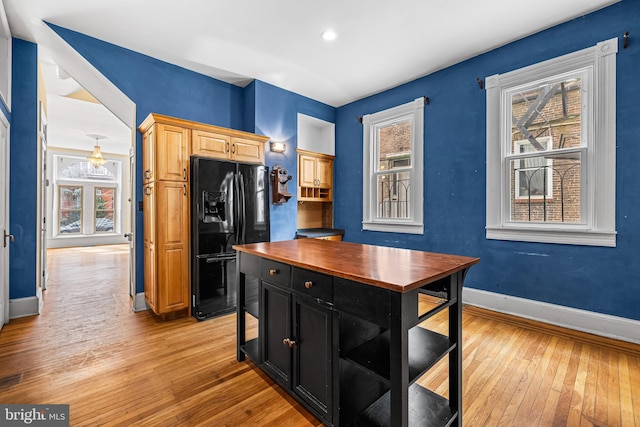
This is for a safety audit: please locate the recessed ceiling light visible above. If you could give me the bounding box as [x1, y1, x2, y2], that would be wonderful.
[321, 30, 337, 41]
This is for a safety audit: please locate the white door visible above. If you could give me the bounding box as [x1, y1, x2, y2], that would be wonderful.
[127, 144, 135, 300]
[39, 104, 48, 290]
[0, 112, 10, 329]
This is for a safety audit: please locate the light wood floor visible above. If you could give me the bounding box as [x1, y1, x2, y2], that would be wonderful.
[0, 245, 638, 426]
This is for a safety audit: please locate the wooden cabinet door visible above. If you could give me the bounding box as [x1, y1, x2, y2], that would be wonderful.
[142, 128, 155, 184]
[231, 137, 264, 164]
[292, 295, 333, 423]
[155, 124, 189, 182]
[316, 157, 333, 189]
[155, 181, 190, 313]
[299, 154, 317, 187]
[192, 129, 230, 160]
[143, 183, 157, 312]
[261, 281, 292, 387]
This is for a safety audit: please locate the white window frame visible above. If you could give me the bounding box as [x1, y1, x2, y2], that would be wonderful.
[363, 97, 424, 234]
[486, 38, 617, 247]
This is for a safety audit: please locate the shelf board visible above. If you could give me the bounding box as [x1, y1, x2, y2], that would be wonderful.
[241, 338, 259, 362]
[344, 326, 454, 384]
[355, 383, 457, 427]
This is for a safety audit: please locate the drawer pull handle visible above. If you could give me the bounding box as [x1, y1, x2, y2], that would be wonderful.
[269, 269, 278, 276]
[304, 281, 314, 289]
[283, 338, 295, 348]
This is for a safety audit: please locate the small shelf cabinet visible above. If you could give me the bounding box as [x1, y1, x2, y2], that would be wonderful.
[235, 239, 479, 427]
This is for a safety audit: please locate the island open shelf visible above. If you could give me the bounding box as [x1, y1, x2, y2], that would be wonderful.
[235, 239, 479, 427]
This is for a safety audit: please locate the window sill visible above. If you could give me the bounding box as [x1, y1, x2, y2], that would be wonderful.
[362, 221, 424, 235]
[486, 226, 616, 247]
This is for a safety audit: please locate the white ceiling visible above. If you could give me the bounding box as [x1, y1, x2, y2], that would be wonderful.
[2, 0, 619, 149]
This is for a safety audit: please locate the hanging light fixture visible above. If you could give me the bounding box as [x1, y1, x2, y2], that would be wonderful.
[86, 134, 107, 167]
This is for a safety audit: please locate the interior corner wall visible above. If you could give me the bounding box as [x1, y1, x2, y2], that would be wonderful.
[251, 80, 336, 242]
[334, 0, 640, 322]
[9, 38, 38, 300]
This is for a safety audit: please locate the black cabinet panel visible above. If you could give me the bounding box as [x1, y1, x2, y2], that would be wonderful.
[293, 295, 333, 420]
[261, 281, 291, 386]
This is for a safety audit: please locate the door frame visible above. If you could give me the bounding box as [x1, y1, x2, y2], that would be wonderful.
[0, 109, 9, 328]
[38, 23, 138, 309]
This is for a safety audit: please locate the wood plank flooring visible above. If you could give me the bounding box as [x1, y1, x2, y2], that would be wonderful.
[0, 244, 639, 426]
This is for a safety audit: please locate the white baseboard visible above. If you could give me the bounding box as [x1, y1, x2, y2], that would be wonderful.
[463, 288, 640, 345]
[132, 292, 148, 312]
[9, 296, 40, 319]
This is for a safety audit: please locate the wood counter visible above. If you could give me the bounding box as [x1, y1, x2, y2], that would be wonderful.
[234, 239, 479, 426]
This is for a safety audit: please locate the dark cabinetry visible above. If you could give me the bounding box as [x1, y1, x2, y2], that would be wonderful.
[236, 240, 479, 427]
[239, 253, 335, 425]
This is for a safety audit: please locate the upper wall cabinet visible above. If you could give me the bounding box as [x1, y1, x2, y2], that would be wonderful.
[140, 114, 268, 171]
[297, 148, 334, 202]
[192, 129, 266, 164]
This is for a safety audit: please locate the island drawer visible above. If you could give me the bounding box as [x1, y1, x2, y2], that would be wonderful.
[261, 259, 291, 288]
[292, 267, 333, 303]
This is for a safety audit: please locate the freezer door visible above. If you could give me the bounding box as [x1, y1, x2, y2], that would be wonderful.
[237, 164, 270, 244]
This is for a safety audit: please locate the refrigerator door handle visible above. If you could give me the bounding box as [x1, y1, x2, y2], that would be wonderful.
[237, 172, 247, 244]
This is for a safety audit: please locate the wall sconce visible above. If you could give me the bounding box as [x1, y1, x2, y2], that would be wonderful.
[270, 141, 286, 153]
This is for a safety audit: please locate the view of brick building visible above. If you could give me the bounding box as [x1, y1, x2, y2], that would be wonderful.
[509, 77, 582, 223]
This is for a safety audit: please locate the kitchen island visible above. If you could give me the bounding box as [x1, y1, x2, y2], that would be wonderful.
[234, 239, 479, 427]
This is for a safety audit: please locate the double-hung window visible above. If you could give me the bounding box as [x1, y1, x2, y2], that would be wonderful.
[362, 97, 424, 234]
[486, 38, 617, 247]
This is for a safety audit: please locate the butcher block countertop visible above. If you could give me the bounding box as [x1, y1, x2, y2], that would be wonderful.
[233, 239, 479, 293]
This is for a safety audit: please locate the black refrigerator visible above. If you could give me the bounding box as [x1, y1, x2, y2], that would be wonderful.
[191, 157, 270, 320]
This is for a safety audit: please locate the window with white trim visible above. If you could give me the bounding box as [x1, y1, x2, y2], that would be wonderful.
[52, 155, 122, 237]
[486, 38, 617, 247]
[363, 97, 424, 234]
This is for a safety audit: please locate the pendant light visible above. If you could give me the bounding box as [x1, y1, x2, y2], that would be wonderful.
[87, 134, 107, 167]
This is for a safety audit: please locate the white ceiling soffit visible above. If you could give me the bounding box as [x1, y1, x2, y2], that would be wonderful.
[3, 0, 620, 107]
[33, 20, 135, 130]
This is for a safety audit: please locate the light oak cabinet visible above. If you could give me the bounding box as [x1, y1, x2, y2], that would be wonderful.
[191, 130, 265, 164]
[139, 113, 267, 318]
[297, 149, 334, 201]
[142, 181, 190, 316]
[142, 123, 189, 184]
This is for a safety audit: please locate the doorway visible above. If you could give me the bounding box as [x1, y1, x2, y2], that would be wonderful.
[38, 46, 136, 312]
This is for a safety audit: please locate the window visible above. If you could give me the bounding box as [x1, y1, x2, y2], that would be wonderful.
[363, 97, 424, 234]
[59, 186, 83, 234]
[486, 38, 617, 247]
[52, 154, 122, 238]
[95, 187, 115, 233]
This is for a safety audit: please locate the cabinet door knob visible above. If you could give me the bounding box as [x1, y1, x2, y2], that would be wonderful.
[282, 338, 295, 348]
[144, 170, 152, 180]
[304, 281, 313, 289]
[269, 269, 278, 275]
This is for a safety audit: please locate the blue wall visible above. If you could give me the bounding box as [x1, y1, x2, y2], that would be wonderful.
[250, 80, 336, 242]
[335, 1, 640, 321]
[9, 39, 38, 299]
